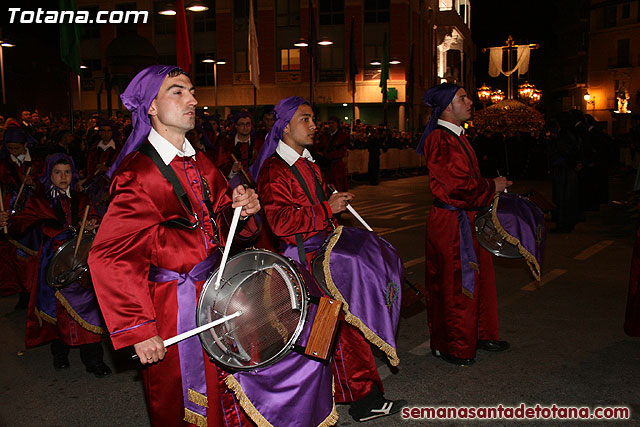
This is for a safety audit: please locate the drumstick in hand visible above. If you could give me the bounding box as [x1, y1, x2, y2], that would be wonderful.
[328, 184, 373, 232]
[73, 206, 90, 259]
[231, 154, 255, 187]
[131, 311, 242, 359]
[13, 167, 32, 211]
[0, 186, 7, 234]
[214, 206, 243, 290]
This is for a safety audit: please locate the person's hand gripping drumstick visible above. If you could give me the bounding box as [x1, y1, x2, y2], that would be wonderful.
[327, 185, 373, 231]
[494, 170, 513, 194]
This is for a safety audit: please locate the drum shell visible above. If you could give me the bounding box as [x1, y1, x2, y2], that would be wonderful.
[197, 249, 313, 371]
[45, 233, 95, 289]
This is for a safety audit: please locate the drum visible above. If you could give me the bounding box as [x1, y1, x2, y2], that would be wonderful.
[46, 233, 95, 289]
[197, 249, 315, 371]
[475, 192, 546, 280]
[310, 226, 403, 366]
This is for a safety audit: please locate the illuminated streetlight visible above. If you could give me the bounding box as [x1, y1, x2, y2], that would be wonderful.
[185, 1, 209, 12]
[317, 37, 333, 46]
[0, 39, 15, 105]
[294, 39, 309, 47]
[158, 3, 177, 15]
[388, 59, 401, 65]
[202, 57, 226, 108]
[369, 59, 382, 66]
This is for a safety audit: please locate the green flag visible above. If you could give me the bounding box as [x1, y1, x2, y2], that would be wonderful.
[59, 0, 81, 74]
[380, 33, 389, 102]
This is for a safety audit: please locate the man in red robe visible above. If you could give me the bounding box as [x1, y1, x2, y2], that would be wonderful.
[417, 83, 511, 366]
[87, 66, 260, 427]
[214, 112, 263, 185]
[253, 96, 406, 423]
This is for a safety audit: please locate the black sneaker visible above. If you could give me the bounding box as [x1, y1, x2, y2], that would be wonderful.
[348, 385, 407, 422]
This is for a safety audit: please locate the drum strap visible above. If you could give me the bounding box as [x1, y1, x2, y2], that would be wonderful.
[273, 153, 329, 264]
[437, 125, 478, 179]
[138, 143, 218, 234]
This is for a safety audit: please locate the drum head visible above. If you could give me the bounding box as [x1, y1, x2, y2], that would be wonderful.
[475, 207, 522, 259]
[46, 234, 95, 289]
[197, 249, 308, 371]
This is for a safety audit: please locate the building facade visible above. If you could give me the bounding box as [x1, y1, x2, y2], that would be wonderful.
[75, 0, 474, 131]
[587, 0, 640, 134]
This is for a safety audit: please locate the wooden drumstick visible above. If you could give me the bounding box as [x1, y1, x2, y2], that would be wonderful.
[13, 166, 32, 210]
[231, 154, 255, 187]
[0, 186, 7, 234]
[73, 205, 90, 259]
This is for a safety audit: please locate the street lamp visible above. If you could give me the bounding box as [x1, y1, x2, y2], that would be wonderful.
[0, 38, 16, 105]
[584, 91, 595, 110]
[477, 84, 492, 107]
[158, 3, 176, 15]
[185, 1, 209, 12]
[202, 57, 226, 110]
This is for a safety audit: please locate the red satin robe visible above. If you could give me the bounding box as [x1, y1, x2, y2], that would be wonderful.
[85, 143, 121, 178]
[319, 129, 350, 192]
[257, 155, 383, 403]
[88, 146, 256, 427]
[424, 128, 499, 359]
[9, 189, 101, 347]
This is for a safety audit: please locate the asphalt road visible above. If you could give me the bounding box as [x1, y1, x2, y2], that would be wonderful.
[2, 170, 639, 426]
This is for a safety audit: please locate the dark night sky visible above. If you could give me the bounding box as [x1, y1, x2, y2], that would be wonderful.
[471, 0, 560, 107]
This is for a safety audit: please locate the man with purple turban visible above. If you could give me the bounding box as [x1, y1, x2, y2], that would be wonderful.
[214, 110, 263, 184]
[417, 83, 512, 366]
[254, 96, 406, 423]
[87, 66, 261, 426]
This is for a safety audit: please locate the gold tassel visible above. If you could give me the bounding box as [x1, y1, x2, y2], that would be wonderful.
[183, 408, 207, 427]
[321, 226, 400, 366]
[489, 194, 542, 281]
[55, 291, 106, 334]
[188, 389, 208, 408]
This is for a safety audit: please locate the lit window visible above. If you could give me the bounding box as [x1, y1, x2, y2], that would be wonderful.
[280, 48, 301, 71]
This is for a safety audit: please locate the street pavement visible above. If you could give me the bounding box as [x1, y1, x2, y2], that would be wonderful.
[1, 170, 639, 426]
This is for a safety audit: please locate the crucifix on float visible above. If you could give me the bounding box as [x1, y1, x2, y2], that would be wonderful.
[482, 35, 540, 100]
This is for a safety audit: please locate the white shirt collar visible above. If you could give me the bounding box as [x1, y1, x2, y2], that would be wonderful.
[51, 186, 72, 199]
[97, 139, 116, 151]
[147, 127, 196, 165]
[276, 140, 314, 166]
[235, 134, 251, 145]
[10, 148, 31, 166]
[437, 119, 465, 136]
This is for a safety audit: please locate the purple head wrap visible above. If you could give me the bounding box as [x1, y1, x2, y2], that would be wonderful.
[416, 83, 462, 155]
[249, 96, 309, 180]
[3, 127, 28, 144]
[40, 153, 80, 191]
[107, 65, 181, 178]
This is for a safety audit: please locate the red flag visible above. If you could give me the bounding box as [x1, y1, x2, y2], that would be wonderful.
[176, 0, 191, 74]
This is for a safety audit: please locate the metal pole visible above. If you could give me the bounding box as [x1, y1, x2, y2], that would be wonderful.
[0, 46, 5, 105]
[214, 62, 218, 108]
[77, 74, 82, 111]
